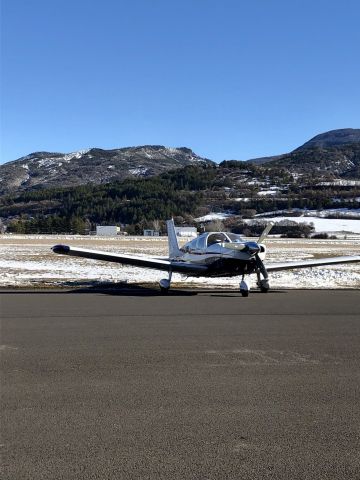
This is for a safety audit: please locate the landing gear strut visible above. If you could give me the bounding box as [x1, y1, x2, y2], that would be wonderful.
[255, 254, 270, 293]
[159, 271, 172, 294]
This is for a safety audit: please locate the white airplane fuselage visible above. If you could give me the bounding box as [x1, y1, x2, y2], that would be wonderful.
[171, 232, 266, 277]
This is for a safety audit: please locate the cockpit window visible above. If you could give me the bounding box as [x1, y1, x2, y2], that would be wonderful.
[207, 233, 230, 246]
[188, 238, 199, 249]
[196, 234, 207, 249]
[226, 233, 244, 242]
[180, 236, 202, 253]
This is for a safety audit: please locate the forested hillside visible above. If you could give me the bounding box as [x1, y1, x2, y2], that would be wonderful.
[2, 162, 359, 234]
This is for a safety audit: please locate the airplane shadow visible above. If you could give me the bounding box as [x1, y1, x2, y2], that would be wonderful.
[210, 290, 286, 297]
[71, 283, 198, 296]
[0, 281, 197, 296]
[0, 281, 287, 297]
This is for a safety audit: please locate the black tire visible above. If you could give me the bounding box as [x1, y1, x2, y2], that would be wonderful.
[160, 287, 169, 295]
[240, 289, 249, 297]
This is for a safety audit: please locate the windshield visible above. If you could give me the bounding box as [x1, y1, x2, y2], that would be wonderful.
[207, 233, 230, 246]
[226, 233, 244, 242]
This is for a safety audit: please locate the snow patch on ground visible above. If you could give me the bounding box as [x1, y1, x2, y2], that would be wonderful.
[1, 236, 359, 289]
[257, 190, 277, 196]
[195, 213, 232, 222]
[256, 208, 360, 218]
[252, 216, 360, 233]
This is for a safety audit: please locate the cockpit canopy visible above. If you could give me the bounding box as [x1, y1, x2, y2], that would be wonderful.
[181, 232, 244, 252]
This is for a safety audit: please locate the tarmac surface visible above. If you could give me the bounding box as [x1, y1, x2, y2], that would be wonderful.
[1, 288, 360, 479]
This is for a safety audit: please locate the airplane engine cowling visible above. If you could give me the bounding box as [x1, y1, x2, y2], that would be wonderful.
[258, 244, 266, 261]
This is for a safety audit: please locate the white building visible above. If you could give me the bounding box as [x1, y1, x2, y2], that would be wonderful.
[96, 225, 120, 236]
[143, 229, 160, 237]
[175, 226, 198, 237]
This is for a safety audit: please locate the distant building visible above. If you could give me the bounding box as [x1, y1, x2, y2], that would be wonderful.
[175, 226, 197, 237]
[0, 219, 6, 234]
[96, 225, 120, 236]
[143, 229, 160, 237]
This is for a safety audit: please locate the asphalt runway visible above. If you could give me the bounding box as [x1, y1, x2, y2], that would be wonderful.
[1, 288, 360, 480]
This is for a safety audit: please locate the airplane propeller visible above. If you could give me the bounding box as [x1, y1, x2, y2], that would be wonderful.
[223, 221, 274, 252]
[257, 221, 274, 244]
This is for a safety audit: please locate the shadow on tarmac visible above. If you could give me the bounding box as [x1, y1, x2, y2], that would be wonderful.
[209, 291, 286, 297]
[71, 284, 198, 296]
[0, 281, 195, 296]
[0, 281, 287, 297]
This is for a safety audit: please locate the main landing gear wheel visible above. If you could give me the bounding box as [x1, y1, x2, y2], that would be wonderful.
[240, 279, 250, 297]
[255, 255, 270, 293]
[258, 279, 270, 293]
[159, 274, 172, 295]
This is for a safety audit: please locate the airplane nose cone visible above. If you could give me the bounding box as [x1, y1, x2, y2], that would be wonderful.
[246, 242, 260, 255]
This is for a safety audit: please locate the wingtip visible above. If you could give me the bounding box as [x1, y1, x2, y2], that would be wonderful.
[52, 244, 70, 254]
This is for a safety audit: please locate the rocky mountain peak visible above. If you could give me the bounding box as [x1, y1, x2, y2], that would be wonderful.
[295, 128, 360, 151]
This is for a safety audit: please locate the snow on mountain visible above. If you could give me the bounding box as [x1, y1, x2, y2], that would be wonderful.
[62, 149, 91, 162]
[129, 167, 149, 176]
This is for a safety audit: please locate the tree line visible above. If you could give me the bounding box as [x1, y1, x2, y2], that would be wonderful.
[2, 162, 359, 234]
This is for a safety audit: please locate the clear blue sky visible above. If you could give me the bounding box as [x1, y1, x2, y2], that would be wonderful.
[1, 0, 359, 164]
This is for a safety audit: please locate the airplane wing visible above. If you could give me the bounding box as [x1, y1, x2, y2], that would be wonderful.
[52, 245, 209, 275]
[265, 255, 360, 272]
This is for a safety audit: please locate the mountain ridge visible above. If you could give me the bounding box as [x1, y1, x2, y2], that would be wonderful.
[0, 145, 213, 196]
[245, 128, 360, 176]
[295, 128, 360, 150]
[246, 128, 360, 164]
[1, 129, 360, 198]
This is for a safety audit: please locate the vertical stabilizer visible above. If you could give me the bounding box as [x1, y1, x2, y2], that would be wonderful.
[166, 219, 181, 258]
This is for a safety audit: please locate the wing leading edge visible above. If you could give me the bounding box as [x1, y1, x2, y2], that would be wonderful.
[52, 245, 208, 275]
[266, 255, 360, 272]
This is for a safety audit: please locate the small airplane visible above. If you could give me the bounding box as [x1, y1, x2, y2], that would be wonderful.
[52, 219, 360, 296]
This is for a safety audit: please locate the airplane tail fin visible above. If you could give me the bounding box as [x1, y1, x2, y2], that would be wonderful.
[166, 219, 182, 258]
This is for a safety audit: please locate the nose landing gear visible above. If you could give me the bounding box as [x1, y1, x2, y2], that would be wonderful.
[240, 277, 250, 297]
